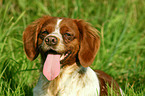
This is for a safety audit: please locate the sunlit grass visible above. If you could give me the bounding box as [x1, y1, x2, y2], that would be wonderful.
[0, 0, 145, 95]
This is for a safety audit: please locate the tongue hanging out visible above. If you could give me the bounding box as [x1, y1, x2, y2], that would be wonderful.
[43, 54, 61, 81]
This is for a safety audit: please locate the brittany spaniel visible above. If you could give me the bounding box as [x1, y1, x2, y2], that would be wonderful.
[23, 16, 123, 96]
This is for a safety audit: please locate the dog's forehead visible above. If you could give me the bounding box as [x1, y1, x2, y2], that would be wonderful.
[42, 17, 79, 35]
[59, 18, 78, 29]
[60, 18, 79, 35]
[43, 17, 76, 27]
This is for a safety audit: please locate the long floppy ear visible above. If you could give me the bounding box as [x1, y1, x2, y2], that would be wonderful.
[23, 16, 52, 60]
[75, 20, 100, 67]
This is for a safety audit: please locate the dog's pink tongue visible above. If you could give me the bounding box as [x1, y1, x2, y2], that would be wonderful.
[43, 54, 60, 81]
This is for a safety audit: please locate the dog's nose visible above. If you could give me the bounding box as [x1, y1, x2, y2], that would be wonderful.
[45, 36, 58, 46]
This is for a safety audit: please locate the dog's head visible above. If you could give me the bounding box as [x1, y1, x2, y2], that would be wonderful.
[23, 16, 100, 80]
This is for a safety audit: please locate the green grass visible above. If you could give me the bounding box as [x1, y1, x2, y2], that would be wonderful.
[0, 0, 145, 95]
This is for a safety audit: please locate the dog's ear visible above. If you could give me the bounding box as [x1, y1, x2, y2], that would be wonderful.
[23, 16, 52, 60]
[75, 20, 100, 67]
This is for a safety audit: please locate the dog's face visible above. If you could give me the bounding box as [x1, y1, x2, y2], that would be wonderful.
[38, 18, 80, 65]
[23, 16, 100, 80]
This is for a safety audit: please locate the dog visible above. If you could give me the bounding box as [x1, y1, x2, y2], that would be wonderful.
[23, 16, 123, 96]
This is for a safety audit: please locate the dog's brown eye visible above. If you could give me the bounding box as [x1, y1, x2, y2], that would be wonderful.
[39, 31, 49, 40]
[65, 33, 71, 36]
[64, 33, 73, 39]
[63, 33, 74, 43]
[42, 31, 49, 34]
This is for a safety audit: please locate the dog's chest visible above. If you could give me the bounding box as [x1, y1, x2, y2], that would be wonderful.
[33, 66, 100, 96]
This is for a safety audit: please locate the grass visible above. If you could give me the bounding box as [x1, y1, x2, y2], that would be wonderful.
[0, 0, 145, 95]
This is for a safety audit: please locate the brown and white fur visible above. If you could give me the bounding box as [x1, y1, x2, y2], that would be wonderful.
[23, 16, 123, 96]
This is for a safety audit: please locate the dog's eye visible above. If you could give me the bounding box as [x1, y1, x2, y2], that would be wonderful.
[63, 33, 74, 43]
[42, 31, 49, 34]
[64, 33, 71, 36]
[39, 31, 49, 39]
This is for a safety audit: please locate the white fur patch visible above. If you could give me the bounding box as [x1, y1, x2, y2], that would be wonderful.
[50, 18, 62, 36]
[54, 66, 100, 96]
[33, 64, 100, 96]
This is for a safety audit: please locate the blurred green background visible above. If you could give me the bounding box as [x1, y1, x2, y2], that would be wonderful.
[0, 0, 145, 95]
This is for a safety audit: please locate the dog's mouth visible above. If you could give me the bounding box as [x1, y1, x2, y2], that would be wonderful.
[60, 51, 71, 61]
[43, 49, 71, 81]
[45, 49, 71, 62]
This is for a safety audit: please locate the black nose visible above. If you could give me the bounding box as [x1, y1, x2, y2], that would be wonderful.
[45, 36, 58, 46]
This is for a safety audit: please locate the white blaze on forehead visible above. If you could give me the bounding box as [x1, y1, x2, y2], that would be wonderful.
[48, 18, 63, 40]
[56, 19, 63, 29]
[51, 18, 63, 35]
